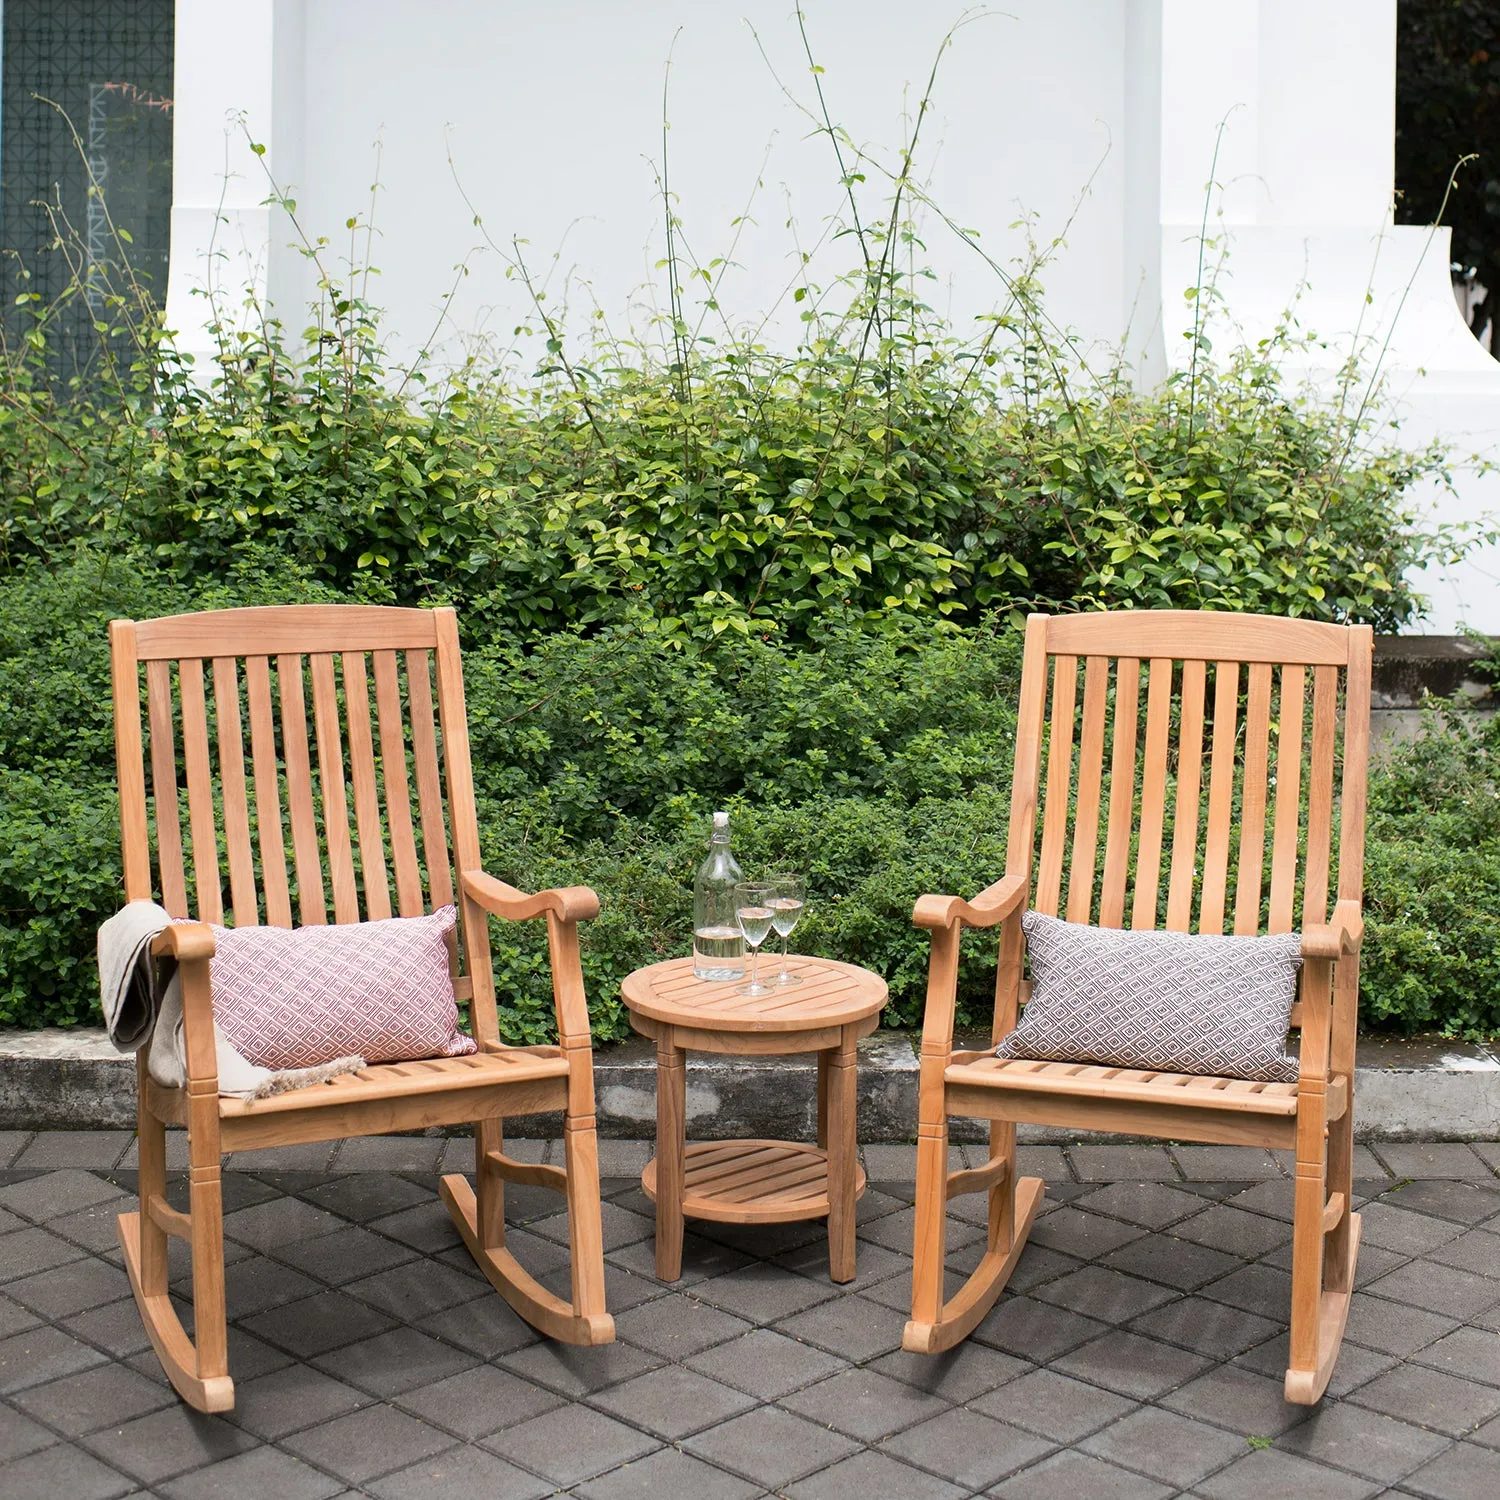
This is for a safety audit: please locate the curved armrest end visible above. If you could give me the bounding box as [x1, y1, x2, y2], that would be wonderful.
[462, 869, 599, 924]
[1302, 899, 1364, 961]
[913, 874, 1027, 932]
[151, 921, 216, 964]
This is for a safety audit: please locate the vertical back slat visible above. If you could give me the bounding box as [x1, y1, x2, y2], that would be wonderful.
[1197, 662, 1241, 934]
[1233, 662, 1274, 934]
[1304, 664, 1339, 923]
[1098, 656, 1140, 928]
[278, 654, 327, 924]
[373, 650, 424, 916]
[110, 624, 153, 903]
[1065, 656, 1109, 923]
[146, 659, 188, 918]
[407, 648, 455, 909]
[1034, 655, 1077, 918]
[245, 656, 293, 927]
[177, 659, 224, 925]
[310, 653, 360, 923]
[1166, 658, 1207, 930]
[343, 652, 392, 922]
[1268, 664, 1305, 933]
[1339, 631, 1373, 903]
[1131, 659, 1173, 929]
[212, 658, 258, 926]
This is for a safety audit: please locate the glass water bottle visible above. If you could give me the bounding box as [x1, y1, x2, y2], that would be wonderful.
[693, 811, 746, 980]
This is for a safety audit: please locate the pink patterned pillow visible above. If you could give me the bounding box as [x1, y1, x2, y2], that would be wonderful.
[209, 905, 476, 1069]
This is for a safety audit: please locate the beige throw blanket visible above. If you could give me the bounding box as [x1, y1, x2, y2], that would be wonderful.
[98, 901, 364, 1100]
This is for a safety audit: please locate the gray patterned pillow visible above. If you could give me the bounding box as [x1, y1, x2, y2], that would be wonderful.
[997, 912, 1302, 1083]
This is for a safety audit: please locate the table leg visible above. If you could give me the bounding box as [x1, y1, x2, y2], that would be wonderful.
[825, 1024, 859, 1283]
[816, 1050, 830, 1150]
[655, 1034, 686, 1281]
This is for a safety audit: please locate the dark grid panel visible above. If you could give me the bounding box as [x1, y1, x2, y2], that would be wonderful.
[0, 0, 173, 380]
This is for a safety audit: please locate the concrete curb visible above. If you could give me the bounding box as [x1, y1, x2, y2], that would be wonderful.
[2, 1027, 1497, 1142]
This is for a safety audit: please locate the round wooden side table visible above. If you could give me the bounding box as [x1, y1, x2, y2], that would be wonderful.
[620, 954, 887, 1284]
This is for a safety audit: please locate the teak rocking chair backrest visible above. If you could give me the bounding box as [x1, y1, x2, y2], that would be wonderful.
[109, 604, 503, 1046]
[996, 610, 1372, 1041]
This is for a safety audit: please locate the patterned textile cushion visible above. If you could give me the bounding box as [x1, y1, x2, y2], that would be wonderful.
[209, 905, 475, 1070]
[997, 911, 1302, 1083]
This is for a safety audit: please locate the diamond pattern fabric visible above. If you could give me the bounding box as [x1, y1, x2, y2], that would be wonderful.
[997, 912, 1302, 1083]
[210, 905, 475, 1069]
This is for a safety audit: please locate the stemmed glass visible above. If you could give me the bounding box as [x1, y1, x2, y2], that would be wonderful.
[734, 882, 776, 997]
[768, 872, 805, 987]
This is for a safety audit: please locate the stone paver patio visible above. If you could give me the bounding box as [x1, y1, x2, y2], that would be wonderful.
[0, 1132, 1497, 1498]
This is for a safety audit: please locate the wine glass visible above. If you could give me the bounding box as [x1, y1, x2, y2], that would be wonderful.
[734, 882, 776, 997]
[767, 872, 805, 987]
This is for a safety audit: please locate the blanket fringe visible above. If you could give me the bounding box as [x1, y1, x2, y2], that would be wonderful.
[250, 1054, 367, 1099]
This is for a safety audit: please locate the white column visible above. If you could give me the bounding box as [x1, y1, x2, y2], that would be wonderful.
[167, 0, 298, 369]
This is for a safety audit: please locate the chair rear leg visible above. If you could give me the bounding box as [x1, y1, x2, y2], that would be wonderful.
[475, 1118, 506, 1251]
[907, 1116, 951, 1336]
[133, 1064, 169, 1300]
[1325, 1098, 1356, 1294]
[187, 1150, 229, 1386]
[987, 1120, 1017, 1254]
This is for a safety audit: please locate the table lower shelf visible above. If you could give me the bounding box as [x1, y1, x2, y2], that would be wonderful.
[641, 1139, 868, 1224]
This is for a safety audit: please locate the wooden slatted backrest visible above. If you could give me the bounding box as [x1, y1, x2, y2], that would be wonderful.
[109, 605, 494, 1029]
[1004, 611, 1372, 978]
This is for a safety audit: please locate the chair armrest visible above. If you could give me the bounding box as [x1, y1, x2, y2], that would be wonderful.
[1301, 899, 1363, 961]
[913, 874, 1027, 932]
[461, 869, 599, 924]
[151, 921, 217, 963]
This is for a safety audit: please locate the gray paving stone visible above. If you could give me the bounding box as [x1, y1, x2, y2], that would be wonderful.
[870, 1340, 1030, 1403]
[218, 1255, 325, 1321]
[1352, 1199, 1467, 1255]
[684, 1326, 844, 1400]
[280, 1402, 456, 1486]
[117, 1128, 191, 1169]
[242, 1288, 398, 1358]
[1380, 1178, 1500, 1225]
[10, 1359, 172, 1435]
[81, 1401, 259, 1485]
[971, 1294, 1110, 1362]
[227, 1364, 373, 1440]
[1032, 1264, 1177, 1323]
[1129, 1293, 1281, 1358]
[613, 1290, 751, 1358]
[988, 1447, 1174, 1499]
[369, 1442, 552, 1500]
[1233, 1328, 1400, 1401]
[781, 1364, 949, 1441]
[414, 1292, 540, 1358]
[0, 1322, 108, 1393]
[1102, 1232, 1242, 1291]
[607, 1229, 754, 1288]
[1471, 1141, 1500, 1173]
[0, 1400, 56, 1461]
[1427, 1225, 1500, 1278]
[300, 1172, 434, 1223]
[272, 1223, 421, 1284]
[0, 1441, 136, 1500]
[570, 1443, 759, 1500]
[1401, 1441, 1500, 1500]
[1172, 1202, 1290, 1258]
[1028, 1204, 1148, 1258]
[1348, 1360, 1500, 1437]
[1074, 1181, 1205, 1229]
[342, 1258, 489, 1322]
[222, 1195, 345, 1250]
[881, 1404, 1054, 1490]
[160, 1442, 348, 1500]
[595, 1139, 652, 1177]
[0, 1225, 89, 1282]
[1052, 1326, 1214, 1399]
[314, 1324, 478, 1398]
[690, 1262, 840, 1324]
[774, 1290, 910, 1362]
[1273, 1401, 1453, 1484]
[1068, 1145, 1181, 1181]
[482, 1401, 658, 1486]
[1343, 1288, 1462, 1356]
[529, 1200, 655, 1253]
[331, 1135, 445, 1173]
[1171, 1146, 1283, 1180]
[784, 1446, 969, 1499]
[1017, 1144, 1074, 1181]
[499, 1336, 660, 1398]
[1159, 1362, 1312, 1437]
[971, 1366, 1135, 1442]
[0, 1291, 40, 1338]
[0, 1132, 33, 1166]
[393, 1362, 563, 1439]
[1351, 1144, 1392, 1179]
[1411, 1324, 1500, 1387]
[682, 1404, 861, 1489]
[1196, 1445, 1379, 1500]
[1375, 1143, 1490, 1179]
[1080, 1403, 1248, 1487]
[1365, 1258, 1500, 1320]
[0, 1170, 127, 1222]
[589, 1362, 757, 1439]
[5, 1256, 131, 1320]
[12, 1131, 134, 1171]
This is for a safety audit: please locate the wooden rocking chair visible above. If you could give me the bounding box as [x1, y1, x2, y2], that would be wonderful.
[906, 610, 1370, 1405]
[109, 604, 614, 1413]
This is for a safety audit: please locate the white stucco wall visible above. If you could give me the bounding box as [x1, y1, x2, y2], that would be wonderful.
[167, 0, 1500, 631]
